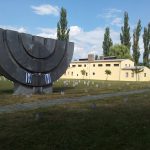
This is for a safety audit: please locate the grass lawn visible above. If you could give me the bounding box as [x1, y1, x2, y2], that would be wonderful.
[0, 79, 150, 105]
[0, 92, 150, 150]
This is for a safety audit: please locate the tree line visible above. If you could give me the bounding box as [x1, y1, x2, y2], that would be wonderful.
[56, 8, 150, 68]
[102, 12, 150, 67]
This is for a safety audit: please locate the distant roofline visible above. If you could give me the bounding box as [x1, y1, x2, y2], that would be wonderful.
[122, 66, 144, 70]
[72, 59, 128, 63]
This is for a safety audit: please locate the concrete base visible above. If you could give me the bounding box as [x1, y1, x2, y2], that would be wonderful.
[13, 83, 53, 95]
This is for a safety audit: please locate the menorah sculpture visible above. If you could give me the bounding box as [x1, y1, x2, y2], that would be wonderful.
[0, 28, 74, 94]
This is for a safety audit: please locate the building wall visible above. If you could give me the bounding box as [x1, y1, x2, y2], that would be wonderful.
[120, 67, 150, 81]
[120, 59, 134, 68]
[61, 59, 150, 81]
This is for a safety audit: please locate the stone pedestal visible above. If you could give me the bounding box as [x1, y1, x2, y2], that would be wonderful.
[13, 83, 52, 95]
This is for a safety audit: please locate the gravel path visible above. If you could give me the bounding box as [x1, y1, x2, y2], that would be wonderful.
[0, 89, 149, 114]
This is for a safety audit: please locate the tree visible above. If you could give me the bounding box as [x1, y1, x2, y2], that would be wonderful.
[105, 69, 111, 80]
[132, 20, 142, 66]
[81, 69, 86, 79]
[95, 55, 99, 60]
[130, 66, 144, 81]
[102, 27, 113, 56]
[120, 11, 131, 51]
[57, 7, 70, 41]
[143, 23, 150, 67]
[109, 44, 131, 59]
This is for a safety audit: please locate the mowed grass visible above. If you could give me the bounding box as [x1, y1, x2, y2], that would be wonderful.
[0, 92, 150, 150]
[0, 79, 150, 105]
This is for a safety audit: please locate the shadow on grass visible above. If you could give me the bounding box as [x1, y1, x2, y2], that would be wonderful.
[0, 89, 13, 94]
[0, 86, 74, 95]
[1, 98, 150, 150]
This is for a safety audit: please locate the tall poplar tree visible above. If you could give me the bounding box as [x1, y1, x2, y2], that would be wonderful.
[120, 11, 131, 50]
[143, 23, 150, 67]
[102, 27, 113, 56]
[57, 7, 70, 41]
[132, 20, 142, 66]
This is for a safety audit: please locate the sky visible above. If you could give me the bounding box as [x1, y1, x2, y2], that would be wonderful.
[0, 0, 150, 61]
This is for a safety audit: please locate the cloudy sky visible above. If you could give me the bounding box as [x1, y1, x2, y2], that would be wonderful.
[0, 0, 150, 61]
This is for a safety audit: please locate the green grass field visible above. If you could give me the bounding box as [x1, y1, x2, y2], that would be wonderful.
[0, 93, 150, 150]
[0, 79, 150, 106]
[0, 79, 150, 149]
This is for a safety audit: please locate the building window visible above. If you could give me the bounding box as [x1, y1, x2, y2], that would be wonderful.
[106, 64, 111, 67]
[72, 65, 76, 67]
[114, 64, 119, 67]
[125, 72, 129, 78]
[84, 64, 86, 67]
[71, 72, 73, 76]
[68, 72, 69, 75]
[144, 73, 146, 77]
[93, 72, 95, 75]
[86, 73, 88, 76]
[93, 64, 95, 67]
[131, 73, 134, 77]
[98, 64, 103, 67]
[77, 74, 78, 76]
[78, 65, 82, 67]
[125, 64, 127, 67]
[129, 64, 130, 67]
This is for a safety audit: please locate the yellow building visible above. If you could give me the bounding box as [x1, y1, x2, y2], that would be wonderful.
[61, 55, 150, 81]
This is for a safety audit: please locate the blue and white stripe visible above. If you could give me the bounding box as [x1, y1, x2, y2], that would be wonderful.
[45, 73, 51, 84]
[25, 72, 32, 84]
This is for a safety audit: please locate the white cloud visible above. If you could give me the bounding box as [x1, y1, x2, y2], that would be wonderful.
[74, 46, 86, 58]
[31, 4, 59, 16]
[0, 25, 27, 33]
[70, 26, 120, 59]
[98, 8, 122, 19]
[37, 27, 57, 38]
[98, 8, 124, 28]
[70, 26, 82, 36]
[111, 17, 123, 27]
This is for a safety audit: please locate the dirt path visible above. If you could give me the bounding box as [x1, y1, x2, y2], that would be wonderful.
[0, 89, 149, 114]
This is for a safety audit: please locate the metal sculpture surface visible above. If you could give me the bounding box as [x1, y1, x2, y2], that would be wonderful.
[0, 28, 74, 94]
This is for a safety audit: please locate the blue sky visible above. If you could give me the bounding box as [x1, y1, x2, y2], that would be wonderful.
[0, 0, 150, 60]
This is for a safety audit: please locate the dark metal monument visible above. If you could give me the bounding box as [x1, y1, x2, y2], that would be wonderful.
[0, 28, 74, 94]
